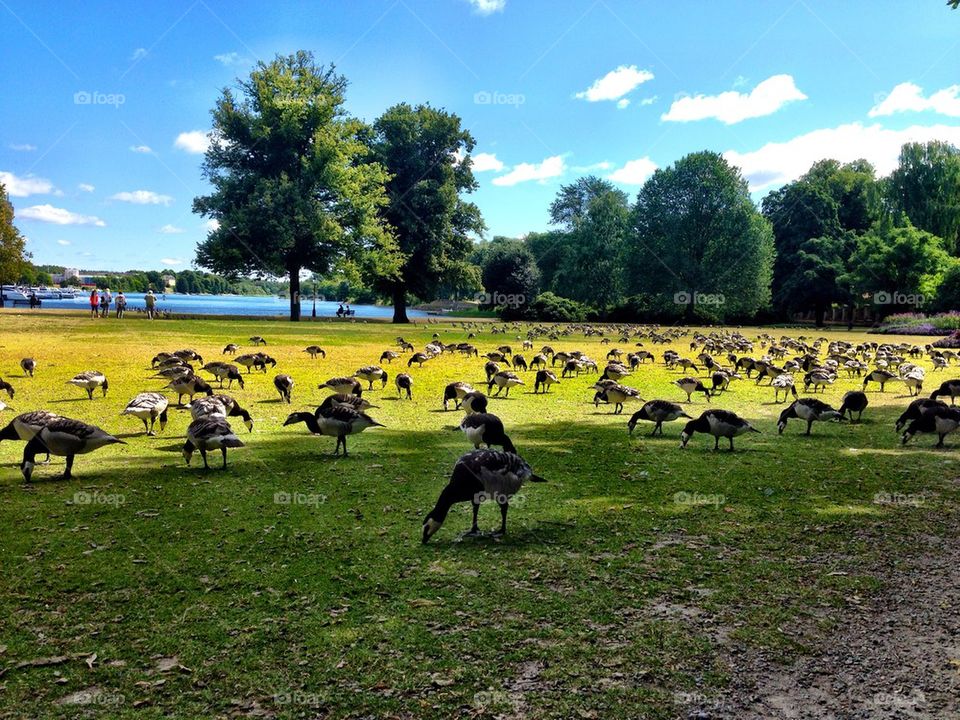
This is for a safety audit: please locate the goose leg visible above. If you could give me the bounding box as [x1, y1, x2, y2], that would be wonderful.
[465, 503, 481, 536]
[200, 448, 209, 469]
[728, 437, 735, 451]
[142, 418, 150, 433]
[713, 436, 720, 451]
[221, 447, 228, 469]
[87, 388, 94, 400]
[62, 455, 75, 480]
[806, 420, 813, 436]
[492, 501, 509, 537]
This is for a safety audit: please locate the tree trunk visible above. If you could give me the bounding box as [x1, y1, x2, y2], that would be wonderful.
[814, 302, 825, 328]
[289, 268, 301, 322]
[392, 284, 409, 324]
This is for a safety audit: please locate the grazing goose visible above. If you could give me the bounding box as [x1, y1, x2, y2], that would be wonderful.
[166, 374, 214, 405]
[443, 382, 474, 410]
[901, 405, 960, 448]
[863, 369, 897, 392]
[484, 361, 501, 381]
[461, 391, 488, 414]
[488, 371, 524, 397]
[151, 352, 176, 368]
[305, 345, 327, 359]
[627, 400, 691, 436]
[0, 379, 13, 399]
[710, 370, 740, 395]
[839, 391, 869, 422]
[602, 363, 632, 381]
[379, 350, 399, 364]
[121, 392, 169, 435]
[21, 417, 124, 481]
[408, 352, 430, 368]
[174, 349, 204, 364]
[68, 371, 109, 400]
[674, 377, 711, 403]
[930, 379, 960, 405]
[421, 449, 545, 543]
[533, 369, 559, 394]
[0, 410, 60, 461]
[771, 373, 798, 403]
[155, 357, 192, 371]
[274, 374, 294, 403]
[283, 405, 384, 456]
[235, 353, 275, 373]
[320, 376, 362, 396]
[777, 398, 844, 435]
[803, 370, 835, 393]
[902, 368, 925, 396]
[354, 366, 388, 390]
[20, 358, 35, 377]
[592, 382, 642, 414]
[189, 395, 255, 431]
[512, 355, 528, 372]
[680, 409, 759, 451]
[459, 413, 517, 453]
[529, 353, 548, 370]
[395, 373, 413, 399]
[486, 351, 508, 363]
[249, 336, 267, 346]
[202, 362, 245, 389]
[222, 343, 239, 355]
[317, 393, 377, 415]
[182, 417, 244, 469]
[895, 397, 947, 433]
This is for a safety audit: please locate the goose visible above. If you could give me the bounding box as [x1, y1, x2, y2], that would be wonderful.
[189, 394, 255, 431]
[320, 376, 362, 396]
[317, 393, 377, 415]
[151, 352, 176, 368]
[484, 361, 501, 381]
[627, 400, 691, 436]
[20, 358, 35, 377]
[602, 363, 631, 381]
[839, 391, 868, 422]
[408, 352, 430, 368]
[710, 370, 740, 395]
[896, 397, 948, 433]
[354, 366, 388, 390]
[283, 404, 384, 456]
[496, 345, 512, 356]
[0, 379, 13, 399]
[166, 374, 214, 405]
[421, 449, 545, 543]
[395, 373, 413, 399]
[461, 391, 488, 414]
[121, 392, 169, 435]
[249, 336, 267, 346]
[443, 382, 475, 410]
[202, 362, 245, 389]
[561, 359, 582, 378]
[930, 379, 960, 405]
[529, 353, 548, 370]
[901, 405, 960, 448]
[533, 369, 559, 394]
[680, 409, 759, 451]
[153, 364, 194, 382]
[274, 374, 294, 403]
[379, 350, 399, 364]
[676, 358, 699, 374]
[777, 398, 844, 435]
[235, 353, 275, 373]
[155, 357, 192, 371]
[459, 413, 517, 453]
[182, 417, 244, 469]
[512, 355, 528, 372]
[488, 371, 524, 397]
[803, 370, 835, 393]
[0, 410, 60, 462]
[305, 345, 327, 359]
[674, 377, 711, 403]
[592, 382, 642, 414]
[68, 371, 109, 400]
[901, 367, 925, 397]
[771, 373, 798, 403]
[222, 343, 239, 355]
[863, 369, 897, 392]
[486, 351, 508, 363]
[21, 417, 124, 481]
[174, 349, 204, 364]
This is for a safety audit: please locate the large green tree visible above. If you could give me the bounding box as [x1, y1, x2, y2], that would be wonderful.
[624, 151, 774, 321]
[369, 103, 484, 323]
[473, 237, 540, 311]
[0, 183, 28, 308]
[886, 141, 960, 254]
[193, 51, 397, 321]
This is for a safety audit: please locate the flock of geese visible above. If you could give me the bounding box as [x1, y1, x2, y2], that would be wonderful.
[2, 325, 959, 542]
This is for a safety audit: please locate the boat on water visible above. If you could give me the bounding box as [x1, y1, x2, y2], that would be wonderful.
[1, 286, 29, 302]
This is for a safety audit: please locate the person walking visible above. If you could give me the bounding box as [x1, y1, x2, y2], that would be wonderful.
[100, 288, 112, 318]
[115, 291, 127, 319]
[89, 288, 100, 319]
[145, 289, 156, 320]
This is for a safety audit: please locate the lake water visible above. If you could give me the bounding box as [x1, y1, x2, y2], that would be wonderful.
[29, 293, 428, 319]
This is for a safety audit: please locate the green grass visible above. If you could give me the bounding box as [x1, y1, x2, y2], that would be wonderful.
[0, 310, 956, 718]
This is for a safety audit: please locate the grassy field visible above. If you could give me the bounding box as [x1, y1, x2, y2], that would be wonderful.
[0, 311, 956, 719]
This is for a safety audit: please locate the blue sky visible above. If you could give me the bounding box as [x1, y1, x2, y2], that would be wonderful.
[2, 0, 960, 272]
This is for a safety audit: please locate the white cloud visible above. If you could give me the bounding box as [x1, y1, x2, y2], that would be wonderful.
[160, 258, 184, 266]
[617, 99, 630, 110]
[19, 204, 105, 226]
[869, 82, 960, 118]
[78, 183, 95, 193]
[608, 157, 658, 185]
[0, 171, 56, 197]
[9, 143, 36, 151]
[470, 152, 505, 172]
[131, 48, 147, 61]
[492, 155, 566, 186]
[214, 52, 248, 66]
[130, 145, 153, 154]
[571, 161, 613, 173]
[662, 74, 807, 124]
[640, 96, 658, 106]
[468, 0, 505, 15]
[110, 190, 173, 206]
[174, 130, 212, 154]
[56, 239, 71, 246]
[205, 219, 220, 232]
[576, 65, 654, 103]
[725, 121, 960, 192]
[159, 224, 185, 234]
